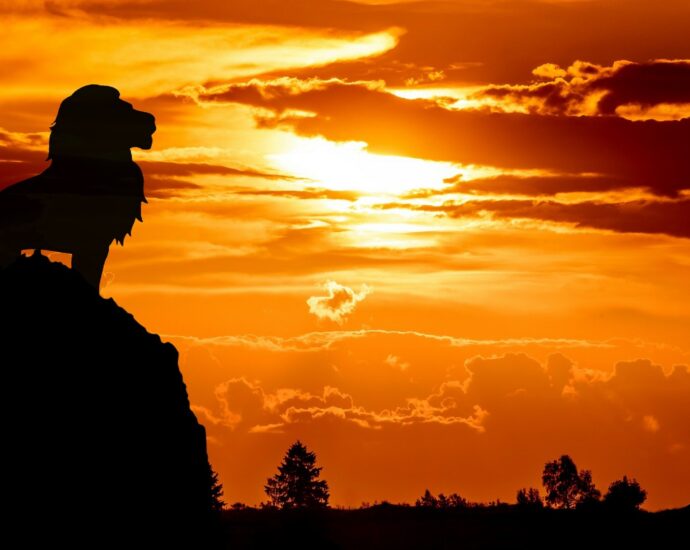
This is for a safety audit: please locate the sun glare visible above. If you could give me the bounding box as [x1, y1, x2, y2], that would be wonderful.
[269, 137, 459, 195]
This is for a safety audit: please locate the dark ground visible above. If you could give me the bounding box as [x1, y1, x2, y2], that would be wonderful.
[1, 255, 217, 547]
[219, 505, 689, 550]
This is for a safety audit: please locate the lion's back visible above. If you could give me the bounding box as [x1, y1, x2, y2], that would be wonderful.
[0, 169, 145, 247]
[0, 175, 46, 230]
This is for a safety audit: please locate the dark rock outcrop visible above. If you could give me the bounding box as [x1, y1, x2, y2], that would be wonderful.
[1, 254, 218, 547]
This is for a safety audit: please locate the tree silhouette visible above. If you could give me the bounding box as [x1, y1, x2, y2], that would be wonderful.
[604, 476, 647, 511]
[264, 440, 329, 509]
[416, 489, 438, 508]
[415, 489, 468, 509]
[446, 493, 468, 508]
[576, 469, 601, 508]
[516, 487, 543, 509]
[208, 466, 225, 512]
[542, 455, 601, 509]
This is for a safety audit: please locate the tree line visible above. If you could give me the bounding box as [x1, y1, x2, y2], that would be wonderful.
[225, 442, 648, 512]
[418, 454, 646, 512]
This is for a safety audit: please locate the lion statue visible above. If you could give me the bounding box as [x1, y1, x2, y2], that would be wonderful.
[0, 84, 156, 289]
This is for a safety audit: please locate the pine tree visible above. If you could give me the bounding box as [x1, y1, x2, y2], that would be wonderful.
[264, 440, 330, 509]
[208, 466, 225, 512]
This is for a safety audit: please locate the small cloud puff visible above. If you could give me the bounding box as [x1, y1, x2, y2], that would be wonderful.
[307, 280, 371, 324]
[385, 354, 410, 371]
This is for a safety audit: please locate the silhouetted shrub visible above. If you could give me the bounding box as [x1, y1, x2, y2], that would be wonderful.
[416, 489, 438, 508]
[604, 476, 647, 511]
[516, 487, 543, 509]
[415, 490, 468, 509]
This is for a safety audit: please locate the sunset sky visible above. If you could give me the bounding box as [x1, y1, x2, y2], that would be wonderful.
[1, 0, 689, 510]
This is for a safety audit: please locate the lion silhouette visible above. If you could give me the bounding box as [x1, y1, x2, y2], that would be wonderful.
[0, 85, 156, 289]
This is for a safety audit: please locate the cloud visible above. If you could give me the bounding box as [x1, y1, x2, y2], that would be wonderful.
[49, 0, 690, 87]
[136, 159, 301, 198]
[210, 377, 270, 429]
[198, 350, 689, 507]
[385, 354, 410, 371]
[0, 128, 48, 189]
[378, 198, 690, 239]
[138, 160, 296, 180]
[0, 131, 303, 197]
[192, 78, 690, 197]
[182, 77, 384, 110]
[307, 280, 372, 324]
[169, 330, 622, 353]
[405, 173, 630, 199]
[0, 14, 399, 100]
[643, 415, 660, 433]
[474, 59, 690, 119]
[232, 187, 359, 202]
[207, 376, 488, 434]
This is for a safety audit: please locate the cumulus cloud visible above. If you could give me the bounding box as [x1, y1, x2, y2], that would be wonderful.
[307, 280, 372, 324]
[474, 59, 690, 119]
[205, 376, 488, 434]
[201, 352, 689, 460]
[202, 352, 690, 438]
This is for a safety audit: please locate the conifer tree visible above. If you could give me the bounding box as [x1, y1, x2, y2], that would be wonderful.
[264, 440, 330, 509]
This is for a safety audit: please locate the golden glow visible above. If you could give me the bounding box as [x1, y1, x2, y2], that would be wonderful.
[0, 17, 401, 99]
[389, 86, 489, 110]
[269, 137, 459, 195]
[389, 86, 536, 113]
[2, 0, 688, 513]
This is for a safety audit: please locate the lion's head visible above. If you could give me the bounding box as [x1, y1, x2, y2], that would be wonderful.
[48, 85, 156, 161]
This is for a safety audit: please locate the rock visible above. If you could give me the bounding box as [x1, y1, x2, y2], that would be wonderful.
[1, 254, 219, 547]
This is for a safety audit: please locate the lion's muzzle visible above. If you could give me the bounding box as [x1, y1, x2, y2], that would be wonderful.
[134, 111, 156, 150]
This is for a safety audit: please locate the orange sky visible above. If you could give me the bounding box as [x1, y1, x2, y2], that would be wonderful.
[1, 0, 689, 510]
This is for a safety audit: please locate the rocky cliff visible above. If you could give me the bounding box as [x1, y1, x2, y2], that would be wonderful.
[1, 254, 218, 547]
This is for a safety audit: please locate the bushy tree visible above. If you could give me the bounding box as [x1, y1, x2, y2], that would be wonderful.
[576, 469, 601, 508]
[264, 440, 329, 509]
[542, 455, 600, 509]
[516, 487, 543, 509]
[604, 476, 647, 511]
